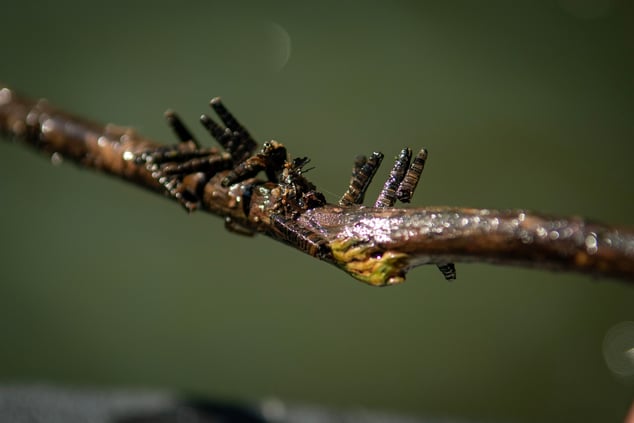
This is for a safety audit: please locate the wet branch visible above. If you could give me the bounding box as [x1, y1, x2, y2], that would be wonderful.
[1, 84, 633, 286]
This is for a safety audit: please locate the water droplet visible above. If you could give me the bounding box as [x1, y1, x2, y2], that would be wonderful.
[41, 118, 54, 134]
[0, 87, 11, 105]
[236, 21, 293, 74]
[603, 321, 634, 378]
[585, 233, 598, 254]
[264, 21, 292, 73]
[122, 151, 135, 161]
[24, 111, 38, 127]
[50, 152, 63, 166]
[519, 230, 533, 244]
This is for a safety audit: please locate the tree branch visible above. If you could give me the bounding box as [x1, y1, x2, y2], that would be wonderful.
[1, 84, 633, 286]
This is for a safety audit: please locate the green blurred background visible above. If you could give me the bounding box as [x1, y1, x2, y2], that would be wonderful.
[1, 1, 633, 422]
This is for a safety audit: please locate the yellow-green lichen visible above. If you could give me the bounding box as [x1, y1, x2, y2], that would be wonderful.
[330, 238, 410, 286]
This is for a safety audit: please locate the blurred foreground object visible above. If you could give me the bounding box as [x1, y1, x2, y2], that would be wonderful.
[0, 384, 473, 423]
